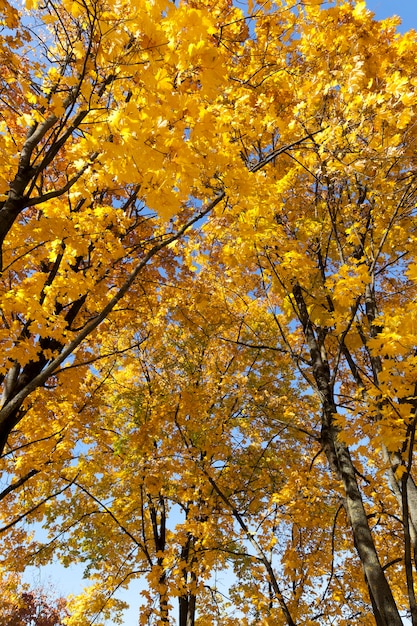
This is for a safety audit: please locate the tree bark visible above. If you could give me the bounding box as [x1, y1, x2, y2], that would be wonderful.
[179, 534, 197, 626]
[292, 284, 403, 626]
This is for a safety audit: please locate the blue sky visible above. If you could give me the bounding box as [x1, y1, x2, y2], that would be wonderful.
[367, 0, 417, 29]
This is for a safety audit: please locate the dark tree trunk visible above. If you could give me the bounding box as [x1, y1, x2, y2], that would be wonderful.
[292, 284, 403, 626]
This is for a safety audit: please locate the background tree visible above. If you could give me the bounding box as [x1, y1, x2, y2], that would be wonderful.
[18, 270, 302, 625]
[0, 581, 68, 626]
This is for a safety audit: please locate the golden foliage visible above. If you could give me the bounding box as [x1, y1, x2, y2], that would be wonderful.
[0, 0, 417, 624]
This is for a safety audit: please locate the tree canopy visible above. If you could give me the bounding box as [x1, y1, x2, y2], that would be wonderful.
[1, 0, 417, 624]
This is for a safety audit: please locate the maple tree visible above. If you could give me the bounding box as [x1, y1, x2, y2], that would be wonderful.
[0, 577, 68, 626]
[1, 0, 417, 624]
[24, 275, 309, 626]
[0, 0, 240, 457]
[2, 591, 68, 626]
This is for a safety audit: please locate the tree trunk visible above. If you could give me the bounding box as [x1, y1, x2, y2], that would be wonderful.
[292, 284, 403, 626]
[179, 534, 197, 626]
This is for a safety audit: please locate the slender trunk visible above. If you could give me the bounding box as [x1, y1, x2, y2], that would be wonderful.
[149, 496, 169, 623]
[402, 472, 417, 626]
[179, 584, 196, 626]
[179, 534, 197, 626]
[323, 421, 402, 626]
[365, 283, 417, 557]
[203, 471, 297, 626]
[385, 447, 417, 560]
[293, 284, 403, 626]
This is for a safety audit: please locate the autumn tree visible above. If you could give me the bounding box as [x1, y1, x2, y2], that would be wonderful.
[15, 269, 306, 625]
[12, 261, 381, 625]
[0, 0, 245, 596]
[0, 581, 68, 626]
[178, 2, 417, 625]
[2, 0, 417, 625]
[0, 0, 244, 457]
[0, 0, 307, 599]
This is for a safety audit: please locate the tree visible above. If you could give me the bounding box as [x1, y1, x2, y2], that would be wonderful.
[0, 0, 243, 583]
[0, 0, 242, 457]
[2, 0, 417, 625]
[0, 582, 68, 626]
[19, 268, 305, 625]
[180, 2, 417, 624]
